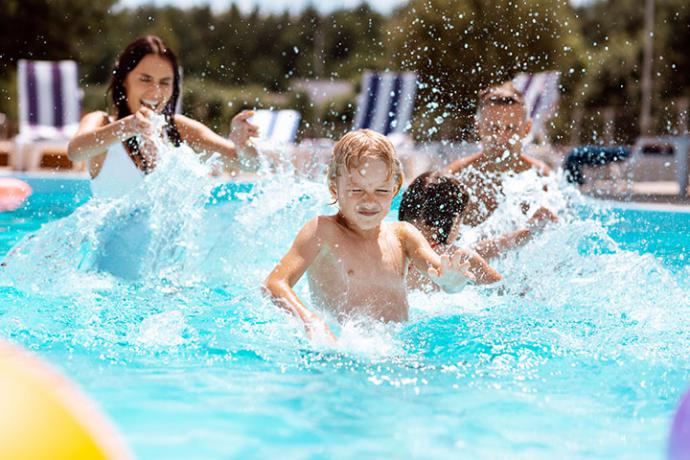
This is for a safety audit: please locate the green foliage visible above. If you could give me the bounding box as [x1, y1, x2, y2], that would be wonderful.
[389, 0, 583, 141]
[0, 0, 118, 122]
[0, 0, 688, 144]
[575, 0, 690, 142]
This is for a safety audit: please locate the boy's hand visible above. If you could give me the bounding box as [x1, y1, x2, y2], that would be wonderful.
[527, 207, 558, 231]
[428, 253, 475, 293]
[304, 314, 338, 346]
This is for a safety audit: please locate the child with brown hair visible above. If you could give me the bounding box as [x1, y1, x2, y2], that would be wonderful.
[264, 129, 476, 343]
[399, 171, 556, 291]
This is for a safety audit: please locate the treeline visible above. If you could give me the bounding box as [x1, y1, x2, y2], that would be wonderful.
[0, 0, 688, 143]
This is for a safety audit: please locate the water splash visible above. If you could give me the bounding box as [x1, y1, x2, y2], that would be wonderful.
[0, 145, 687, 458]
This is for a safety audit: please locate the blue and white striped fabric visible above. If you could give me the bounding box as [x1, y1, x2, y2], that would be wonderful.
[17, 60, 81, 142]
[354, 71, 417, 135]
[513, 71, 560, 143]
[250, 109, 301, 145]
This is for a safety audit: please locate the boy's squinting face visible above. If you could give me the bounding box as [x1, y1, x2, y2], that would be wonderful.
[334, 157, 398, 231]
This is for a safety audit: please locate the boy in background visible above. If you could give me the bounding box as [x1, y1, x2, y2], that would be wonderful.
[399, 171, 555, 291]
[447, 81, 553, 227]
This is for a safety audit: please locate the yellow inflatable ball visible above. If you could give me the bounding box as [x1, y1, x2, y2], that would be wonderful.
[0, 340, 131, 459]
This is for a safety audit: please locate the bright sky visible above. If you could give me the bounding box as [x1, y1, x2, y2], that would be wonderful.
[116, 0, 596, 14]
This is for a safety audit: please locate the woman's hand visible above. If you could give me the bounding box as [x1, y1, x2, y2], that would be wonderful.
[123, 106, 156, 140]
[123, 106, 159, 170]
[228, 110, 260, 170]
[228, 110, 259, 151]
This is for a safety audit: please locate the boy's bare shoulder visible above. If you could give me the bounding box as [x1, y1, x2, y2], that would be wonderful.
[524, 155, 552, 175]
[289, 216, 338, 256]
[298, 215, 341, 242]
[390, 221, 424, 243]
[447, 152, 484, 175]
[390, 220, 417, 235]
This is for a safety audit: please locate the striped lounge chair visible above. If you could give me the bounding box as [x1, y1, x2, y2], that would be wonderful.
[250, 109, 301, 145]
[354, 71, 417, 136]
[513, 71, 560, 144]
[13, 60, 83, 171]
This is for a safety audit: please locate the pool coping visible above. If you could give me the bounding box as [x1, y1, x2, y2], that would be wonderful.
[4, 171, 690, 213]
[600, 200, 690, 213]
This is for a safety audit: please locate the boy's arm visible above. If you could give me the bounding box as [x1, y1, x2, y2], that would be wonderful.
[263, 217, 336, 344]
[399, 222, 474, 293]
[449, 248, 502, 285]
[526, 155, 552, 175]
[472, 229, 532, 259]
[446, 153, 480, 175]
[472, 206, 558, 259]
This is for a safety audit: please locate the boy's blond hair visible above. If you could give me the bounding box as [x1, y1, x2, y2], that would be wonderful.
[327, 129, 404, 192]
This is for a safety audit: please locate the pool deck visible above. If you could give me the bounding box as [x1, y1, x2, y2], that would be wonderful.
[580, 181, 690, 212]
[3, 168, 690, 212]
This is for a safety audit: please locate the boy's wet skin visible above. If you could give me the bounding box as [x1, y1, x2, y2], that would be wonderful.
[307, 158, 408, 322]
[264, 130, 476, 343]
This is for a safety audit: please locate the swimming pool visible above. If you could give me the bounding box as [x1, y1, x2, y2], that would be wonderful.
[0, 170, 689, 459]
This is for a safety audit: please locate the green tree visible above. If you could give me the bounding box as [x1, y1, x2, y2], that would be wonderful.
[0, 0, 118, 120]
[576, 0, 690, 141]
[389, 0, 583, 141]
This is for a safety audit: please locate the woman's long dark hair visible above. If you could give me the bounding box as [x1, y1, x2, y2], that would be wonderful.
[107, 36, 182, 170]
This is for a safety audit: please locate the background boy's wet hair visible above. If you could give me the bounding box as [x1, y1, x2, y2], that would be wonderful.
[399, 171, 469, 245]
[476, 81, 528, 121]
[327, 129, 404, 193]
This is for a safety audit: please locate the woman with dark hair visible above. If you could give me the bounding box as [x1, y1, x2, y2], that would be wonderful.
[68, 35, 257, 198]
[66, 36, 259, 279]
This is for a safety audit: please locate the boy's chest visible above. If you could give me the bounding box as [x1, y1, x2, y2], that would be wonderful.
[325, 234, 406, 279]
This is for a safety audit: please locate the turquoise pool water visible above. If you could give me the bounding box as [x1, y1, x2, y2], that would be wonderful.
[0, 170, 689, 459]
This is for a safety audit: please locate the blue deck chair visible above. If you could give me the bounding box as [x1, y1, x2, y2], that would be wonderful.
[563, 145, 631, 185]
[354, 71, 417, 135]
[14, 60, 82, 170]
[513, 71, 560, 144]
[250, 109, 301, 145]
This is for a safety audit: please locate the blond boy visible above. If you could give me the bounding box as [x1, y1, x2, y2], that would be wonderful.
[264, 129, 477, 342]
